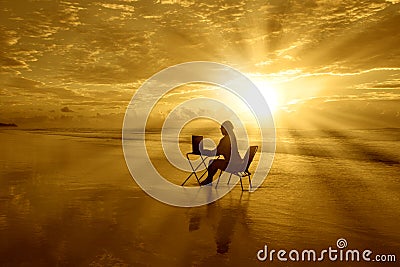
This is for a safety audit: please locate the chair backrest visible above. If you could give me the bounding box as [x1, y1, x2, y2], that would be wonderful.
[243, 146, 258, 173]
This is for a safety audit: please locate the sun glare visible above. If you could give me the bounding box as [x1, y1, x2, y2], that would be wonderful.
[251, 78, 280, 113]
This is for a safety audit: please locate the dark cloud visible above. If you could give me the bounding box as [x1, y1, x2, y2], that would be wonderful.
[0, 54, 26, 69]
[61, 106, 73, 113]
[372, 80, 400, 89]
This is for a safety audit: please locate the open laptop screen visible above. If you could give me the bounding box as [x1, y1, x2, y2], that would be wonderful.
[191, 135, 203, 155]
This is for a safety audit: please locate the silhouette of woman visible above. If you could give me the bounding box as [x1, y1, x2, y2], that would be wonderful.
[199, 120, 242, 186]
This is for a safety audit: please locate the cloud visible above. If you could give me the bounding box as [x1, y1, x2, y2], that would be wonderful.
[3, 0, 399, 80]
[61, 106, 74, 113]
[0, 0, 399, 128]
[276, 91, 400, 129]
[371, 79, 400, 89]
[0, 75, 89, 100]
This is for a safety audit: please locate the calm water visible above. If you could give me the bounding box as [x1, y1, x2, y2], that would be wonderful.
[0, 128, 399, 266]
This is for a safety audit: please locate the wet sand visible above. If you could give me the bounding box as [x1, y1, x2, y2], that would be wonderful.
[0, 129, 399, 266]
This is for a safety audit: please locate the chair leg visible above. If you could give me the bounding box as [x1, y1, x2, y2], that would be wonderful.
[239, 176, 244, 191]
[215, 170, 223, 188]
[227, 173, 232, 185]
[248, 174, 252, 189]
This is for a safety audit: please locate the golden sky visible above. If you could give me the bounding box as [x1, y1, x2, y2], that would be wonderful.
[1, 0, 400, 128]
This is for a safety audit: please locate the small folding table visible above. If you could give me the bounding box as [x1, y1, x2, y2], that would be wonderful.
[181, 153, 219, 186]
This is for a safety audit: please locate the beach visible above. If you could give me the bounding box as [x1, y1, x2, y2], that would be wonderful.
[0, 128, 399, 266]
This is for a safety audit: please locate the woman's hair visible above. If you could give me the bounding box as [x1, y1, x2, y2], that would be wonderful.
[221, 120, 234, 131]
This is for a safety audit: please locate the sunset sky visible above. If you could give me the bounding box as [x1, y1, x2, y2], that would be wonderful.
[1, 0, 399, 129]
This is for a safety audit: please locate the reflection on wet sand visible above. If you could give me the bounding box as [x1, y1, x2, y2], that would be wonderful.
[1, 129, 399, 266]
[188, 192, 249, 255]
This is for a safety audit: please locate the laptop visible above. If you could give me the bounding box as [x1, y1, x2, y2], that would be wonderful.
[191, 135, 203, 155]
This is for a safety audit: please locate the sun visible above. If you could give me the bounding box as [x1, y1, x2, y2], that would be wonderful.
[250, 78, 280, 113]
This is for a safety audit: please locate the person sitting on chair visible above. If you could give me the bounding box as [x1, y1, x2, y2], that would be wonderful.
[199, 120, 242, 186]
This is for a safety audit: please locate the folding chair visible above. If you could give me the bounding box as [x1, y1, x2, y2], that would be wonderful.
[215, 146, 258, 191]
[181, 152, 209, 186]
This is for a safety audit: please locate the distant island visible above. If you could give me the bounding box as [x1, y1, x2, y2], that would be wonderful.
[0, 123, 18, 127]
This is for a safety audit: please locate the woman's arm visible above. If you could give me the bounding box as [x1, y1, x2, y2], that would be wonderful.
[200, 137, 226, 157]
[199, 147, 217, 157]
